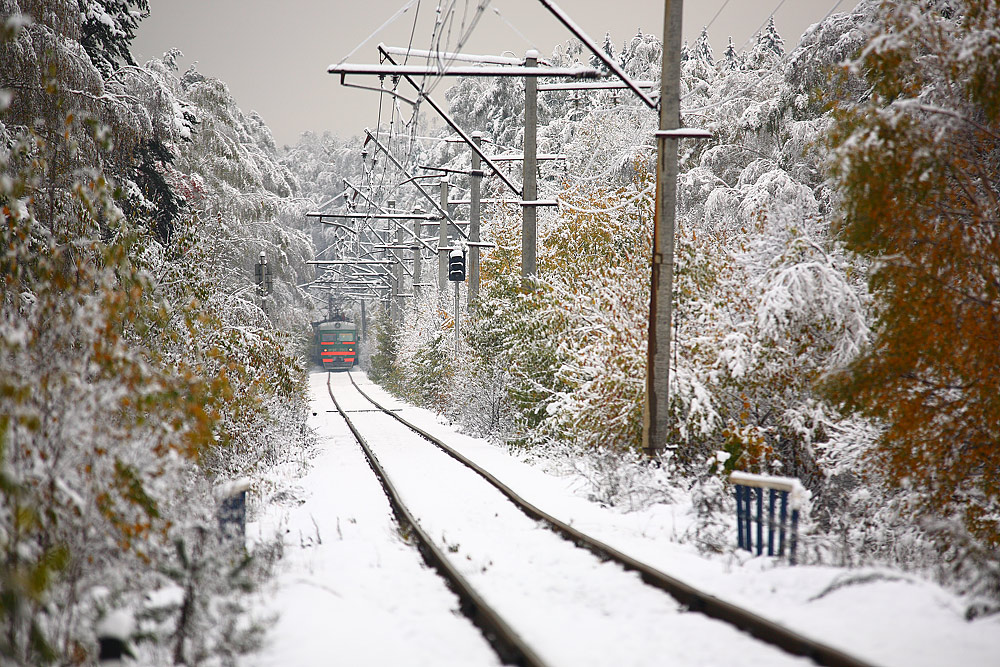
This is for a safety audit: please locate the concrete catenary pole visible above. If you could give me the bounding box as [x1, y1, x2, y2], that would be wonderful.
[360, 300, 367, 342]
[394, 224, 404, 322]
[469, 132, 483, 306]
[454, 272, 461, 354]
[438, 179, 450, 292]
[643, 1, 683, 456]
[387, 199, 399, 322]
[412, 205, 424, 301]
[521, 50, 539, 286]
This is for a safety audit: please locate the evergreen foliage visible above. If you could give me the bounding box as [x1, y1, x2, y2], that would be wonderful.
[78, 0, 149, 77]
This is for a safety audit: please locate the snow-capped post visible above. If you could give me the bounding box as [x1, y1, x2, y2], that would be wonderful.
[96, 610, 135, 663]
[730, 472, 804, 565]
[387, 200, 399, 322]
[216, 478, 252, 546]
[469, 132, 483, 306]
[438, 180, 450, 292]
[522, 50, 539, 287]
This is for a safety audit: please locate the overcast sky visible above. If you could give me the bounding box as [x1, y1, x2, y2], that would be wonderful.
[132, 0, 860, 148]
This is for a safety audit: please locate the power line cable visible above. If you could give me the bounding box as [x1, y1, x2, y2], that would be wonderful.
[403, 0, 422, 64]
[705, 0, 733, 33]
[334, 0, 419, 68]
[490, 3, 540, 54]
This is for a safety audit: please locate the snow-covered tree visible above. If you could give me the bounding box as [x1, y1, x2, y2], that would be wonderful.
[1, 3, 315, 662]
[825, 0, 1000, 553]
[720, 37, 740, 71]
[589, 31, 615, 73]
[745, 16, 784, 71]
[79, 0, 150, 77]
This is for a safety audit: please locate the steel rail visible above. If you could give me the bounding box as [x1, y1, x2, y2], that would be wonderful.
[343, 371, 876, 667]
[326, 376, 548, 667]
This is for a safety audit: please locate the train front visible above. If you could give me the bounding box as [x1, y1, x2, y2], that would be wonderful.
[317, 322, 358, 370]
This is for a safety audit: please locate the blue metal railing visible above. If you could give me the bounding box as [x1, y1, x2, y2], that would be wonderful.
[216, 478, 252, 545]
[730, 472, 802, 565]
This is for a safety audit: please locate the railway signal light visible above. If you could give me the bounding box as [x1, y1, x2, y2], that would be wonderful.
[255, 251, 272, 296]
[448, 250, 466, 282]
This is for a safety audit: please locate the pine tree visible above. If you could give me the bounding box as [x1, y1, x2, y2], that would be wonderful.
[684, 27, 717, 85]
[692, 27, 713, 65]
[721, 36, 740, 71]
[79, 0, 150, 77]
[589, 32, 615, 73]
[745, 17, 784, 71]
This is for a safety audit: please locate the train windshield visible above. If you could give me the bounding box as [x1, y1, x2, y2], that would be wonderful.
[319, 331, 355, 343]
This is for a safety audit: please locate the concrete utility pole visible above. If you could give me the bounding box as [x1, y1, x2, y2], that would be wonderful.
[360, 300, 367, 342]
[522, 50, 539, 286]
[387, 199, 399, 322]
[412, 206, 424, 300]
[394, 224, 404, 321]
[454, 271, 461, 354]
[438, 179, 450, 292]
[644, 0, 684, 457]
[469, 132, 483, 305]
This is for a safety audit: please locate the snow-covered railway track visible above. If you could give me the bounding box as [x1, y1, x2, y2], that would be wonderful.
[328, 371, 873, 667]
[327, 373, 544, 666]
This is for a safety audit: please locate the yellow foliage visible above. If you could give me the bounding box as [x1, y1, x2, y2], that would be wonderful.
[826, 0, 1000, 544]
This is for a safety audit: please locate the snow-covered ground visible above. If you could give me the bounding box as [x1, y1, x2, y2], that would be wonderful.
[247, 371, 1000, 666]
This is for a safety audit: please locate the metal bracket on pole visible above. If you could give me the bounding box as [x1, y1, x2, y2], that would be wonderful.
[656, 128, 714, 139]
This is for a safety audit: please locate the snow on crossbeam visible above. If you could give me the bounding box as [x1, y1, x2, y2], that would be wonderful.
[538, 81, 656, 91]
[329, 63, 603, 78]
[378, 44, 528, 66]
[656, 128, 714, 139]
[307, 260, 394, 265]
